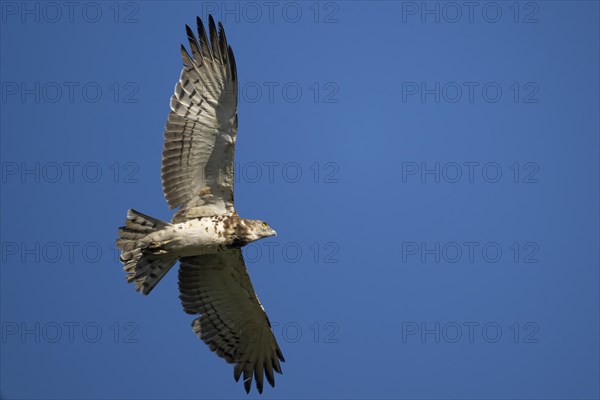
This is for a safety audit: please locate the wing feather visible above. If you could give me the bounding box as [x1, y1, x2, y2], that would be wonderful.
[208, 15, 222, 62]
[162, 16, 238, 222]
[178, 250, 284, 394]
[196, 17, 213, 60]
[185, 25, 203, 62]
[218, 22, 229, 65]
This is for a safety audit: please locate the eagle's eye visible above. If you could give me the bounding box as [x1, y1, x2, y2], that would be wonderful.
[261, 222, 268, 228]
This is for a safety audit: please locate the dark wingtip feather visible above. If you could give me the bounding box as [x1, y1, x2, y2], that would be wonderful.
[276, 348, 285, 362]
[179, 44, 191, 62]
[208, 14, 221, 62]
[227, 45, 237, 81]
[272, 357, 282, 374]
[265, 363, 275, 387]
[184, 24, 202, 62]
[179, 44, 193, 65]
[243, 366, 253, 394]
[185, 24, 193, 37]
[234, 363, 243, 382]
[218, 21, 229, 63]
[196, 16, 212, 59]
[254, 365, 264, 394]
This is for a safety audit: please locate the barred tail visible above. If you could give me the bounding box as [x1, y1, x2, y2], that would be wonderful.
[116, 209, 177, 295]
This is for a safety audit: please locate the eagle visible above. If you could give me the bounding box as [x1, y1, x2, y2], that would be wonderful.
[116, 16, 284, 394]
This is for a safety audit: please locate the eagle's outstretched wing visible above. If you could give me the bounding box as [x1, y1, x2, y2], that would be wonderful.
[162, 16, 238, 222]
[178, 250, 285, 394]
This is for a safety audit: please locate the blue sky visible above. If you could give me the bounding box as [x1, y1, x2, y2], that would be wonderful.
[1, 1, 599, 399]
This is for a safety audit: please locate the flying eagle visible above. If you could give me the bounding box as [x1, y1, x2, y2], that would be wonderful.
[116, 16, 284, 394]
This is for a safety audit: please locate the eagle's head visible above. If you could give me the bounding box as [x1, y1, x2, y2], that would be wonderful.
[246, 220, 277, 241]
[227, 217, 277, 247]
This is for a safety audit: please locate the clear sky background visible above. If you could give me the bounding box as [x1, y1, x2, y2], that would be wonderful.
[1, 1, 599, 399]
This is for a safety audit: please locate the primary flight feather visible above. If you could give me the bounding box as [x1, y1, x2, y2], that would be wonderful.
[116, 16, 284, 394]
